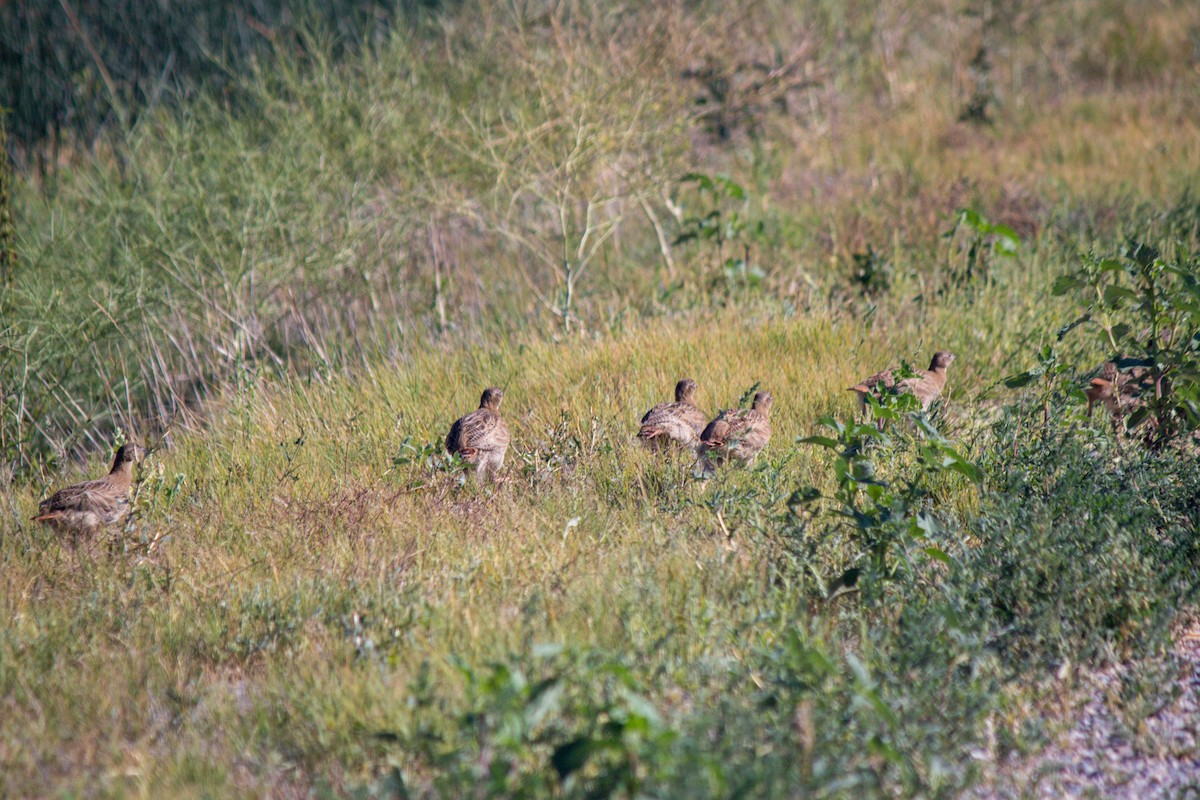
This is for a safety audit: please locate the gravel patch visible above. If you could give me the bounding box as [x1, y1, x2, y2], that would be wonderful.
[976, 618, 1200, 799]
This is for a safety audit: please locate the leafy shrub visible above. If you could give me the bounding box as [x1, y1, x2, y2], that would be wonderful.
[374, 648, 711, 799]
[671, 173, 768, 297]
[850, 245, 893, 297]
[942, 207, 1021, 289]
[789, 404, 980, 600]
[966, 395, 1200, 666]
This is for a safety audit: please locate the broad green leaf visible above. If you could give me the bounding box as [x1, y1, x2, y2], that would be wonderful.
[990, 223, 1019, 242]
[1052, 274, 1085, 295]
[801, 431, 840, 450]
[924, 546, 952, 565]
[619, 689, 662, 727]
[1126, 239, 1161, 267]
[958, 208, 985, 229]
[716, 175, 746, 199]
[942, 454, 982, 483]
[1126, 406, 1151, 428]
[680, 172, 715, 192]
[915, 512, 941, 536]
[1103, 285, 1138, 306]
[524, 680, 563, 729]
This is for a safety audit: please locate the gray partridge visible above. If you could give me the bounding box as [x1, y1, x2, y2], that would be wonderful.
[1085, 361, 1121, 419]
[637, 378, 709, 451]
[849, 351, 956, 413]
[699, 391, 773, 466]
[1086, 361, 1155, 423]
[446, 387, 511, 481]
[33, 443, 145, 535]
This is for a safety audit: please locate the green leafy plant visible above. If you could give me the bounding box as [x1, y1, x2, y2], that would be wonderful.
[970, 395, 1200, 666]
[391, 436, 449, 470]
[942, 207, 1020, 287]
[672, 173, 766, 295]
[792, 411, 979, 600]
[851, 245, 893, 298]
[389, 649, 689, 799]
[1001, 344, 1077, 428]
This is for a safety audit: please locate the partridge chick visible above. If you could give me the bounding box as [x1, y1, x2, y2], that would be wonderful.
[446, 387, 511, 481]
[33, 443, 146, 535]
[699, 391, 773, 466]
[849, 351, 956, 413]
[637, 378, 709, 451]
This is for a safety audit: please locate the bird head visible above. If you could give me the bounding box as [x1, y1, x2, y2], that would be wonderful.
[929, 351, 956, 371]
[675, 378, 699, 404]
[480, 387, 504, 411]
[113, 442, 146, 467]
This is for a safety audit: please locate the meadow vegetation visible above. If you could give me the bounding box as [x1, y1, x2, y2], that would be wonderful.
[2, 0, 1200, 796]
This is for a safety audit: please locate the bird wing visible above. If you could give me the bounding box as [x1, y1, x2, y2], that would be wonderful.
[745, 411, 772, 448]
[850, 368, 896, 393]
[36, 477, 126, 520]
[728, 411, 769, 453]
[640, 402, 673, 427]
[1086, 378, 1113, 401]
[1118, 368, 1155, 398]
[456, 409, 508, 452]
[700, 414, 731, 447]
[642, 402, 708, 432]
[445, 417, 467, 453]
[679, 404, 710, 436]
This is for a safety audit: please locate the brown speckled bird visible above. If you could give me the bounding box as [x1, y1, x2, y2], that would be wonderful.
[33, 443, 145, 535]
[637, 378, 709, 451]
[1086, 361, 1155, 423]
[446, 387, 511, 481]
[700, 391, 773, 466]
[849, 351, 956, 413]
[1085, 361, 1121, 419]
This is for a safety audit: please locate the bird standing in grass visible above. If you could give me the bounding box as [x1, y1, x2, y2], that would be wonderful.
[637, 378, 709, 451]
[33, 443, 145, 536]
[1086, 361, 1155, 424]
[446, 387, 511, 481]
[699, 391, 773, 466]
[849, 351, 956, 414]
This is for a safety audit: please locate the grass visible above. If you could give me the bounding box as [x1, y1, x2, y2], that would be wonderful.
[3, 0, 1200, 796]
[4, 310, 1198, 796]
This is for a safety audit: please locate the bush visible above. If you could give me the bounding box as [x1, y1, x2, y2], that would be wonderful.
[966, 396, 1200, 667]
